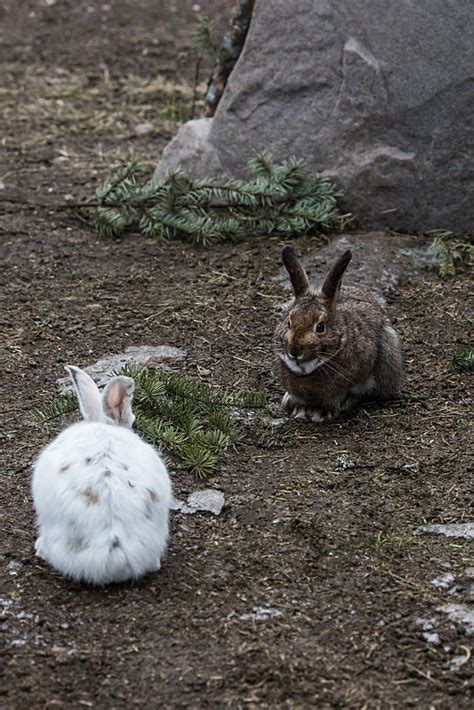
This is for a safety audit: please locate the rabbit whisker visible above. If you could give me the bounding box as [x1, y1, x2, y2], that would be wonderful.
[318, 357, 359, 386]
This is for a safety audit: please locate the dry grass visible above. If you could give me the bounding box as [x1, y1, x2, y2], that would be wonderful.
[2, 63, 204, 158]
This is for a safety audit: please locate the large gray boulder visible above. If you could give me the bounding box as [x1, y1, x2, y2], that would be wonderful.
[155, 0, 474, 233]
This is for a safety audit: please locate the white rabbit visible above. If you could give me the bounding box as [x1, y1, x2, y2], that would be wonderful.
[32, 365, 172, 585]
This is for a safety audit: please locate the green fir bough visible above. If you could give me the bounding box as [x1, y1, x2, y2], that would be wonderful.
[80, 154, 347, 245]
[35, 365, 267, 479]
[452, 348, 474, 373]
[429, 236, 474, 278]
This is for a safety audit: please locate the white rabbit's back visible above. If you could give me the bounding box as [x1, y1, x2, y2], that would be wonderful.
[32, 422, 172, 585]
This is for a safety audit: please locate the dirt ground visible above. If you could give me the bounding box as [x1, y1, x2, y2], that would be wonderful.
[1, 1, 473, 708]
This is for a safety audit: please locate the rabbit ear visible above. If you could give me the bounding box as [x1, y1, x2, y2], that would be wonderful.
[282, 246, 310, 298]
[66, 366, 104, 422]
[321, 250, 352, 307]
[102, 376, 135, 428]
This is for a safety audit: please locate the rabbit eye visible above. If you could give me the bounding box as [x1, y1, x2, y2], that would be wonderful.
[287, 317, 292, 329]
[315, 321, 325, 333]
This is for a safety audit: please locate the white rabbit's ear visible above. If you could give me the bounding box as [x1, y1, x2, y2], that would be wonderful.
[66, 365, 104, 422]
[102, 376, 135, 428]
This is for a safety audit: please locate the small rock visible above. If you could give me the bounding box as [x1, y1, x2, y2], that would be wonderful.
[174, 489, 225, 516]
[153, 118, 223, 184]
[464, 567, 474, 579]
[437, 603, 474, 635]
[335, 453, 354, 470]
[7, 561, 23, 576]
[416, 523, 474, 541]
[430, 572, 455, 589]
[133, 122, 154, 137]
[57, 345, 186, 392]
[403, 462, 420, 474]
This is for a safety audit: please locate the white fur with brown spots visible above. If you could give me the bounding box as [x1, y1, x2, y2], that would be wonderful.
[32, 366, 172, 586]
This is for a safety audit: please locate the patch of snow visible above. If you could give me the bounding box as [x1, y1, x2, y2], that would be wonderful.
[429, 572, 455, 589]
[437, 604, 474, 635]
[415, 523, 474, 541]
[239, 607, 283, 623]
[0, 597, 15, 608]
[422, 632, 441, 645]
[415, 617, 436, 631]
[15, 611, 34, 620]
[449, 650, 471, 672]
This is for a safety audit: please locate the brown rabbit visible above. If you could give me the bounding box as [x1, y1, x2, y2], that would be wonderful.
[274, 246, 403, 422]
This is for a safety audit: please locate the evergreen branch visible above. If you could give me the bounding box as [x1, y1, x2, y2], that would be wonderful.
[79, 153, 347, 245]
[430, 236, 473, 278]
[452, 347, 474, 372]
[34, 392, 78, 426]
[179, 444, 219, 480]
[35, 364, 267, 479]
[194, 16, 222, 58]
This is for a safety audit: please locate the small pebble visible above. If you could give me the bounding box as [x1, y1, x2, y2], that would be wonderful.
[134, 122, 154, 137]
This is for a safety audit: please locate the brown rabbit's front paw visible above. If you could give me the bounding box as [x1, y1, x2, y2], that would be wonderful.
[282, 393, 335, 423]
[292, 405, 334, 423]
[282, 391, 300, 414]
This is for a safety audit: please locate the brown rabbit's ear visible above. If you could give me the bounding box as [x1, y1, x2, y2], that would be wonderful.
[282, 246, 310, 298]
[321, 250, 352, 306]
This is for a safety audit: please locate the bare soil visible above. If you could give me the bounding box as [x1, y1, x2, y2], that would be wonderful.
[1, 2, 473, 708]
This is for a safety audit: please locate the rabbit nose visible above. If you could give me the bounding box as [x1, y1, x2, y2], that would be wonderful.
[289, 345, 301, 359]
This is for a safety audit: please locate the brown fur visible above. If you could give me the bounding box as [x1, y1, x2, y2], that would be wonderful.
[70, 536, 86, 551]
[83, 488, 99, 506]
[274, 247, 403, 422]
